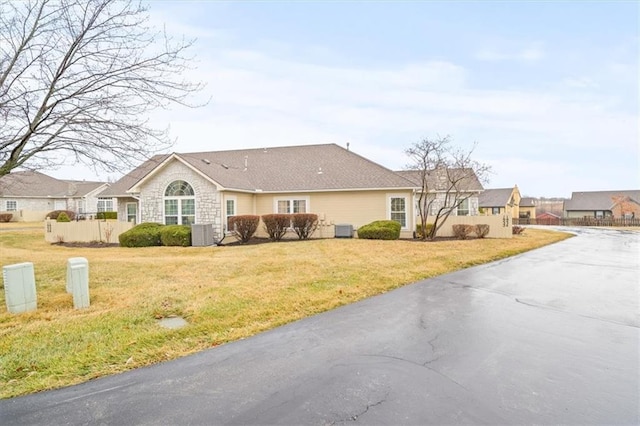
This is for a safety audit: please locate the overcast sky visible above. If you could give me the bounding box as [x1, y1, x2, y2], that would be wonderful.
[51, 1, 639, 198]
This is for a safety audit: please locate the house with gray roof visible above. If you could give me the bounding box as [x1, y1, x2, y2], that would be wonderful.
[101, 143, 419, 240]
[395, 168, 484, 217]
[564, 190, 640, 219]
[478, 186, 522, 219]
[0, 171, 111, 221]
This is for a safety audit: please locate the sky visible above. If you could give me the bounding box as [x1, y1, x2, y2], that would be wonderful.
[50, 1, 639, 198]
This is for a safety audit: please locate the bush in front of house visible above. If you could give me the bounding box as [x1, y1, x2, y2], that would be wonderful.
[0, 213, 12, 222]
[96, 211, 117, 220]
[228, 215, 260, 243]
[357, 220, 401, 240]
[47, 210, 76, 221]
[415, 223, 434, 239]
[475, 224, 490, 238]
[292, 213, 318, 240]
[160, 225, 192, 247]
[512, 225, 525, 235]
[452, 224, 475, 239]
[262, 214, 291, 241]
[119, 222, 164, 247]
[56, 212, 71, 222]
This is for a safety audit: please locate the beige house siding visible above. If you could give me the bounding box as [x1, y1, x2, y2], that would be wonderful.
[519, 205, 536, 219]
[250, 190, 415, 239]
[427, 214, 512, 239]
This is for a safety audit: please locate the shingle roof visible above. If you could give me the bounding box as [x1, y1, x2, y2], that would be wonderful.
[0, 171, 105, 198]
[110, 144, 417, 194]
[478, 188, 515, 208]
[98, 155, 170, 197]
[395, 168, 484, 192]
[520, 197, 536, 207]
[564, 190, 640, 211]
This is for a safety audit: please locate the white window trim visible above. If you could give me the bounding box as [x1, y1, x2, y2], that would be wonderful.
[273, 196, 311, 214]
[163, 196, 196, 225]
[224, 196, 237, 233]
[125, 202, 138, 224]
[387, 194, 409, 230]
[5, 200, 17, 211]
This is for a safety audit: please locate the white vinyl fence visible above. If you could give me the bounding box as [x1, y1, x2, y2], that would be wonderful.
[44, 219, 133, 243]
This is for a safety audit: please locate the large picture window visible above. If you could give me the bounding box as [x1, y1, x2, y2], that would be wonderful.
[389, 196, 407, 228]
[5, 200, 17, 211]
[164, 180, 195, 225]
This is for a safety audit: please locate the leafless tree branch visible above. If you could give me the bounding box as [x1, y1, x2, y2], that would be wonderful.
[0, 0, 206, 177]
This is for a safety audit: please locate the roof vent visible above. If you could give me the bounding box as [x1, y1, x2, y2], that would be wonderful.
[317, 167, 323, 175]
[201, 159, 211, 165]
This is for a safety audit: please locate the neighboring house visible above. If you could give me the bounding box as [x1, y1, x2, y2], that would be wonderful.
[478, 186, 522, 219]
[519, 197, 537, 220]
[536, 212, 561, 225]
[395, 168, 483, 217]
[0, 170, 111, 221]
[100, 144, 418, 239]
[564, 190, 640, 219]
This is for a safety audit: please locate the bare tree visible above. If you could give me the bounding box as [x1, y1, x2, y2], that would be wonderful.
[0, 0, 205, 177]
[405, 136, 491, 240]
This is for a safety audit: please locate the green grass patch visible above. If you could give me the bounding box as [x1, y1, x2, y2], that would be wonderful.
[0, 228, 572, 398]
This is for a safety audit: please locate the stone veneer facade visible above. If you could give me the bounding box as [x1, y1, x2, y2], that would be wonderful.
[138, 160, 223, 239]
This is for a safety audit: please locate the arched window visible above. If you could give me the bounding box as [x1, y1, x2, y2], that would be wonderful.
[164, 180, 195, 225]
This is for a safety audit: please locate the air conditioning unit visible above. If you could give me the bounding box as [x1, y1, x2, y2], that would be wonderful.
[335, 224, 353, 238]
[191, 224, 215, 246]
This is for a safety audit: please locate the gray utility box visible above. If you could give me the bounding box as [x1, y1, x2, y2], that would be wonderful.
[191, 224, 215, 246]
[335, 224, 354, 238]
[3, 262, 37, 314]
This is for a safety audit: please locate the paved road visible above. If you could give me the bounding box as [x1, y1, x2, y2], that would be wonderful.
[2, 227, 638, 425]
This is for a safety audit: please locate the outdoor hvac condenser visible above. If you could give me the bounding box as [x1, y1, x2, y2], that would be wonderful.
[335, 224, 354, 238]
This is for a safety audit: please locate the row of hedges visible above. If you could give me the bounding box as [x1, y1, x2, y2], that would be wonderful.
[46, 210, 118, 221]
[0, 213, 12, 222]
[229, 213, 320, 243]
[119, 223, 191, 247]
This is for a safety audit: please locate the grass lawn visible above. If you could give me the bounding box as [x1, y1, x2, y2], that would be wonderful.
[0, 226, 572, 398]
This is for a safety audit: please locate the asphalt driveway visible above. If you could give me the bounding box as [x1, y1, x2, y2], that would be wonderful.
[1, 227, 638, 425]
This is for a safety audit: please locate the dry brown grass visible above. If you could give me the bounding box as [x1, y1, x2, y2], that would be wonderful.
[0, 227, 571, 398]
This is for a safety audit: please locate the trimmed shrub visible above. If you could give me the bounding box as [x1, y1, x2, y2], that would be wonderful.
[96, 211, 118, 220]
[415, 223, 434, 239]
[452, 224, 475, 240]
[0, 213, 12, 222]
[229, 215, 260, 243]
[475, 224, 490, 238]
[56, 212, 71, 222]
[160, 225, 192, 247]
[119, 222, 164, 247]
[47, 210, 76, 221]
[357, 220, 401, 240]
[512, 225, 525, 235]
[262, 214, 291, 241]
[292, 213, 319, 240]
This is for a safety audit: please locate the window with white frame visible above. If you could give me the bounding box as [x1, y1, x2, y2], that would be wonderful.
[225, 197, 236, 231]
[97, 198, 114, 212]
[275, 197, 308, 214]
[5, 200, 17, 211]
[492, 207, 500, 215]
[389, 196, 407, 228]
[126, 203, 137, 224]
[457, 199, 470, 216]
[164, 180, 195, 225]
